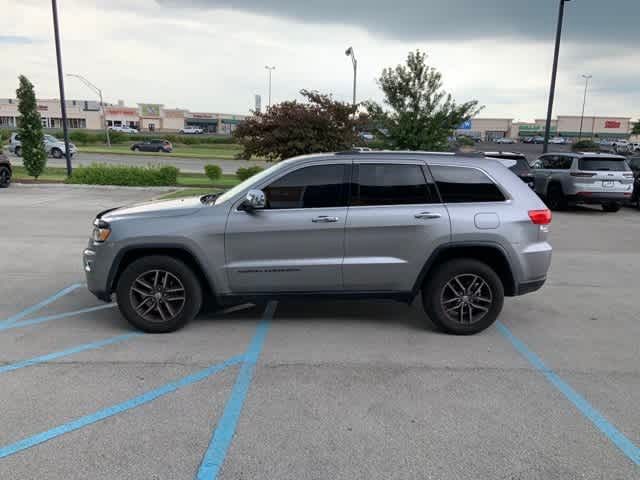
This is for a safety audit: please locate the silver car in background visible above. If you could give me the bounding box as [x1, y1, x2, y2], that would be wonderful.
[83, 152, 552, 336]
[532, 152, 633, 212]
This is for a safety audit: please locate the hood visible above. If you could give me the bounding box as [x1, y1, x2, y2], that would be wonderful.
[102, 196, 205, 221]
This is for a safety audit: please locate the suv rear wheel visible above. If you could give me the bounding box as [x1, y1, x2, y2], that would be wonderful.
[0, 166, 11, 188]
[14, 146, 21, 157]
[545, 183, 567, 211]
[422, 259, 504, 335]
[602, 202, 620, 213]
[116, 255, 202, 333]
[51, 147, 63, 158]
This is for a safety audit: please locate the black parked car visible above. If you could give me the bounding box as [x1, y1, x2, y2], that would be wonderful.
[484, 152, 534, 189]
[0, 153, 11, 188]
[627, 157, 640, 209]
[130, 139, 173, 153]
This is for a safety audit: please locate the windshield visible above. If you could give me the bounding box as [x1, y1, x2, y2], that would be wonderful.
[44, 135, 58, 142]
[579, 158, 629, 171]
[214, 159, 294, 205]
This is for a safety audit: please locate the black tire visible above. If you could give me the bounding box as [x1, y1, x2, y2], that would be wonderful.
[0, 166, 11, 188]
[602, 202, 621, 213]
[51, 148, 63, 159]
[132, 146, 139, 152]
[422, 259, 504, 335]
[116, 255, 202, 333]
[14, 146, 21, 157]
[545, 183, 567, 211]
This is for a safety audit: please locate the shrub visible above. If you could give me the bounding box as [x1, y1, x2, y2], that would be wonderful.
[236, 166, 263, 181]
[572, 140, 599, 152]
[69, 130, 90, 145]
[66, 164, 179, 186]
[456, 135, 476, 147]
[204, 164, 222, 180]
[0, 129, 12, 143]
[17, 75, 47, 178]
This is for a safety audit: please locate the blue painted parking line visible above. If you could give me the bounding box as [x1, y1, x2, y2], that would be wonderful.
[0, 283, 83, 326]
[0, 354, 245, 459]
[0, 304, 117, 333]
[497, 321, 640, 466]
[196, 301, 276, 480]
[0, 333, 140, 375]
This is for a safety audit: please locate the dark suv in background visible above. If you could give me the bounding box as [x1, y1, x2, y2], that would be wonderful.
[484, 152, 534, 189]
[0, 153, 11, 188]
[130, 139, 173, 153]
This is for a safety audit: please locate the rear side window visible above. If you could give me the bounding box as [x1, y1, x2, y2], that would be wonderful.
[430, 165, 506, 203]
[351, 164, 437, 206]
[579, 158, 628, 172]
[263, 164, 348, 209]
[540, 155, 573, 169]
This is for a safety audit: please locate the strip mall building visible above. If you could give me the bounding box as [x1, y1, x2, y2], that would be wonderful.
[0, 98, 249, 135]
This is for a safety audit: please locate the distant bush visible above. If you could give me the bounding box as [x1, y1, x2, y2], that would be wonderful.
[0, 129, 12, 143]
[204, 164, 222, 180]
[236, 166, 263, 181]
[66, 164, 179, 186]
[572, 140, 599, 152]
[456, 136, 476, 147]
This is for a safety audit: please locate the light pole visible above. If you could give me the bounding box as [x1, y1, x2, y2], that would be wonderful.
[578, 74, 592, 140]
[51, 0, 72, 175]
[264, 66, 275, 108]
[543, 0, 571, 153]
[67, 73, 110, 147]
[345, 46, 357, 108]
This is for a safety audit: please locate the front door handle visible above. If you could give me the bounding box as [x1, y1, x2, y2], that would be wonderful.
[414, 212, 442, 219]
[312, 216, 339, 223]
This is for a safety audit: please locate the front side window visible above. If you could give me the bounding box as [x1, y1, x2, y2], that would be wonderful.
[430, 165, 506, 203]
[351, 164, 436, 206]
[263, 164, 348, 209]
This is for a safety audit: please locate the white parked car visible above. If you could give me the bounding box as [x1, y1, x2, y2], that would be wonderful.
[630, 142, 640, 152]
[9, 133, 77, 158]
[612, 139, 631, 153]
[179, 126, 204, 134]
[494, 137, 516, 144]
[109, 125, 138, 134]
[549, 137, 568, 144]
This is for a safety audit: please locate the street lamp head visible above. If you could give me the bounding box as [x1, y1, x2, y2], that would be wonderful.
[345, 47, 353, 56]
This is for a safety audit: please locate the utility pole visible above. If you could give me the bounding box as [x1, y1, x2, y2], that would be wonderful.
[51, 0, 72, 175]
[543, 0, 571, 153]
[578, 74, 592, 140]
[264, 66, 275, 108]
[345, 47, 357, 108]
[67, 73, 111, 147]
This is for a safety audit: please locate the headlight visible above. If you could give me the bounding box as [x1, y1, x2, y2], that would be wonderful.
[92, 219, 111, 242]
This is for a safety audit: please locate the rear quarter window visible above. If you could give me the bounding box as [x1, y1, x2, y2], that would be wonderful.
[430, 165, 506, 203]
[579, 158, 628, 171]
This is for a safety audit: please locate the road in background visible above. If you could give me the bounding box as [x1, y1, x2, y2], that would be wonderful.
[7, 152, 270, 174]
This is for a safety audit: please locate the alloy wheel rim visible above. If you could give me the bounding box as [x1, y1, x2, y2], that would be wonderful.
[440, 273, 493, 325]
[130, 269, 186, 323]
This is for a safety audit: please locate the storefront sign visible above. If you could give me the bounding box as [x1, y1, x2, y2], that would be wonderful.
[37, 105, 48, 111]
[139, 103, 161, 117]
[458, 120, 472, 130]
[190, 112, 214, 119]
[604, 120, 621, 129]
[105, 107, 138, 116]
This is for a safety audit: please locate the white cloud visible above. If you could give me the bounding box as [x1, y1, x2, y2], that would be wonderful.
[1, 0, 637, 121]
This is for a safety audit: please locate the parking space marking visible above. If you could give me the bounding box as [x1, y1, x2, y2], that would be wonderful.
[0, 283, 83, 326]
[0, 333, 140, 375]
[196, 300, 276, 480]
[497, 321, 640, 466]
[0, 354, 245, 459]
[0, 304, 117, 333]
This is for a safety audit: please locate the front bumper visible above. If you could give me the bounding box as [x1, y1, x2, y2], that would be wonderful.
[83, 244, 115, 302]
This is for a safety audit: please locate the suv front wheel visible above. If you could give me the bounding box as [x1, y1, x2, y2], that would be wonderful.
[422, 259, 504, 335]
[116, 255, 202, 333]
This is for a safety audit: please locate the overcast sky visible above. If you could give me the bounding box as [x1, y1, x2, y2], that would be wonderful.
[1, 0, 638, 121]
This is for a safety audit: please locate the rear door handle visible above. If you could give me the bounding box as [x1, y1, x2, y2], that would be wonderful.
[312, 216, 339, 223]
[414, 212, 442, 219]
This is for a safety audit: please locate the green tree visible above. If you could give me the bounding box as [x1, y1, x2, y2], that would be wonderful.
[16, 75, 47, 178]
[365, 50, 483, 151]
[233, 89, 361, 160]
[632, 120, 640, 135]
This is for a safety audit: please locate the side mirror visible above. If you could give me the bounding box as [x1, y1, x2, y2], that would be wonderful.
[241, 189, 266, 211]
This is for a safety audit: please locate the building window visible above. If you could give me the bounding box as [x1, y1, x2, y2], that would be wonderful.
[0, 116, 16, 127]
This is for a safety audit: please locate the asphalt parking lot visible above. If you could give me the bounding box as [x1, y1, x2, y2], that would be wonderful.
[0, 185, 638, 479]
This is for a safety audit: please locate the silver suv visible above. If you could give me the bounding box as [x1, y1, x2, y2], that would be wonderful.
[83, 152, 552, 335]
[10, 132, 77, 158]
[532, 152, 634, 212]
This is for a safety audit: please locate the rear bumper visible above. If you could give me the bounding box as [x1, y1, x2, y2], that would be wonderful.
[568, 192, 631, 205]
[516, 277, 546, 295]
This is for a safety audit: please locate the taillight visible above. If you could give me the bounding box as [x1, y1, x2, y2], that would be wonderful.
[529, 209, 552, 225]
[570, 172, 596, 177]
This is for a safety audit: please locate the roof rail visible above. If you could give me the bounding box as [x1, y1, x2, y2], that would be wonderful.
[334, 150, 455, 156]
